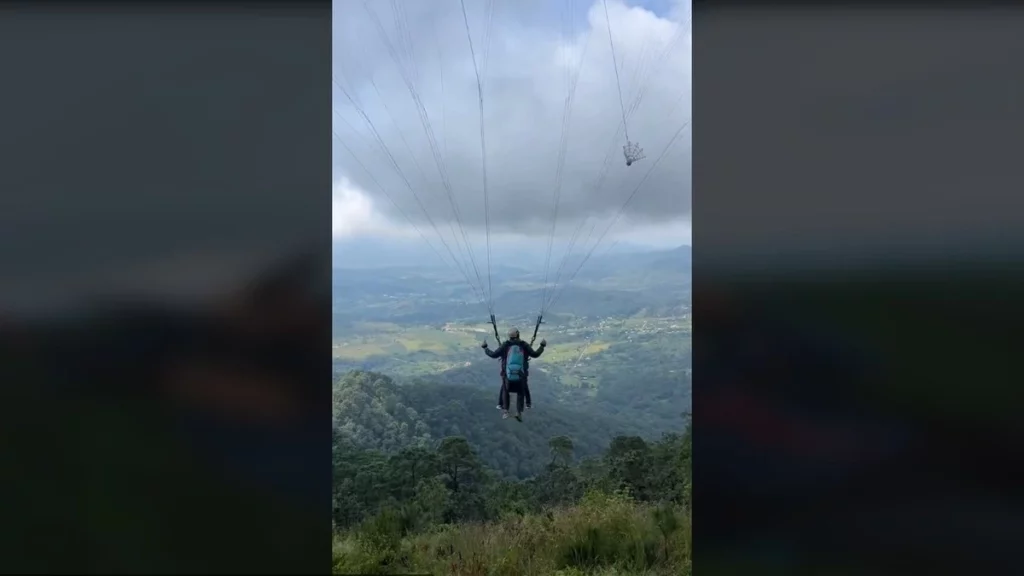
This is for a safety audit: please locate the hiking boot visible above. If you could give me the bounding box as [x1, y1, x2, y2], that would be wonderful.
[501, 411, 509, 420]
[496, 405, 503, 410]
[526, 404, 532, 410]
[514, 412, 523, 422]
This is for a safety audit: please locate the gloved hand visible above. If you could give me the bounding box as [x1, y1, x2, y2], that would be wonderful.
[481, 340, 489, 348]
[540, 339, 547, 347]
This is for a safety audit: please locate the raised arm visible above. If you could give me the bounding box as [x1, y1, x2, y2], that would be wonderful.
[483, 340, 506, 358]
[526, 340, 547, 358]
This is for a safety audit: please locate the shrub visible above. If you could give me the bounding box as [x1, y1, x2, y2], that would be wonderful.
[334, 492, 691, 575]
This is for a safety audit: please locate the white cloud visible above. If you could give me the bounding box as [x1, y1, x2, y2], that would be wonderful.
[332, 0, 691, 249]
[611, 218, 692, 248]
[332, 177, 415, 239]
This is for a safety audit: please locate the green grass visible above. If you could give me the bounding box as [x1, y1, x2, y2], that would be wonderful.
[395, 337, 450, 354]
[332, 342, 390, 360]
[331, 316, 691, 389]
[543, 341, 613, 364]
[333, 328, 483, 360]
[332, 491, 690, 576]
[331, 315, 692, 405]
[352, 321, 405, 333]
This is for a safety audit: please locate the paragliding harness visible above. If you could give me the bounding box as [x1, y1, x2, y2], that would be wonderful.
[490, 313, 543, 390]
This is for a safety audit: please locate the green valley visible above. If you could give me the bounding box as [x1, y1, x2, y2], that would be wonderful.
[332, 246, 691, 574]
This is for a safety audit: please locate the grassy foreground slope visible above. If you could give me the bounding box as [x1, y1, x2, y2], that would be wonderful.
[333, 491, 690, 576]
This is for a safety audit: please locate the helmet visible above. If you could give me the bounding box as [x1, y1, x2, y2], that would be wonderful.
[507, 327, 520, 339]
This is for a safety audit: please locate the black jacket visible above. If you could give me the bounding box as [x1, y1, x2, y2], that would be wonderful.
[484, 337, 544, 377]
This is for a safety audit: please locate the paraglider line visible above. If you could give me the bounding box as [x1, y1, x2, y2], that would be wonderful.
[460, 0, 495, 312]
[548, 118, 690, 311]
[602, 0, 630, 143]
[365, 2, 490, 308]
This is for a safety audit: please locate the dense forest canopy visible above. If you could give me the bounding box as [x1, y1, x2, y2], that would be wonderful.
[332, 395, 692, 575]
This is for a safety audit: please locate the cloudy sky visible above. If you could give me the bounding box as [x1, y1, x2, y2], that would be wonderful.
[332, 0, 692, 265]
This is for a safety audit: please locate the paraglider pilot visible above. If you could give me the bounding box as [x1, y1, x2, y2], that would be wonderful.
[482, 327, 546, 421]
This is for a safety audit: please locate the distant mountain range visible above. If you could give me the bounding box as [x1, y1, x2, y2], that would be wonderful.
[568, 244, 692, 278]
[331, 242, 690, 325]
[334, 237, 690, 272]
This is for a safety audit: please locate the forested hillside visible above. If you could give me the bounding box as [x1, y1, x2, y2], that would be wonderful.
[332, 416, 691, 575]
[332, 326, 692, 452]
[332, 370, 674, 479]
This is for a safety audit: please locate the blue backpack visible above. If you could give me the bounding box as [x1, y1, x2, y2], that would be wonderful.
[506, 343, 526, 382]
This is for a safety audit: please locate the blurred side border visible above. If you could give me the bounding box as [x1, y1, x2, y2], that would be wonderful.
[693, 0, 1022, 574]
[0, 1, 333, 573]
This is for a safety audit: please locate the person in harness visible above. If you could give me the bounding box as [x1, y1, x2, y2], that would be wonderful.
[482, 327, 546, 421]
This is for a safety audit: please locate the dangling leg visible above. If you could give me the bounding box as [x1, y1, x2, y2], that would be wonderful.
[523, 377, 532, 409]
[500, 380, 510, 419]
[515, 389, 525, 421]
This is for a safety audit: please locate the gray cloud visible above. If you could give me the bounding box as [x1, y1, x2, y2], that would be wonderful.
[332, 0, 691, 240]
